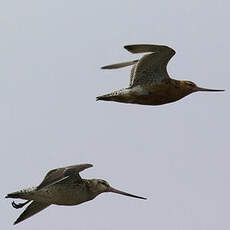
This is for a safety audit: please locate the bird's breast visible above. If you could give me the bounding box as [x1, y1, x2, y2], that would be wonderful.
[129, 82, 190, 105]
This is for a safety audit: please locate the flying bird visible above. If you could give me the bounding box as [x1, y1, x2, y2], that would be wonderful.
[97, 44, 224, 105]
[6, 164, 146, 225]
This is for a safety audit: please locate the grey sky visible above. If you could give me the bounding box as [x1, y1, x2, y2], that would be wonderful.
[1, 0, 230, 229]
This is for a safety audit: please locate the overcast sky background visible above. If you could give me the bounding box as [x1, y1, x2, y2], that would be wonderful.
[1, 1, 230, 229]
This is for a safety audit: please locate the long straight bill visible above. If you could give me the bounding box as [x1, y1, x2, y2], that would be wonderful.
[196, 87, 224, 92]
[109, 187, 147, 200]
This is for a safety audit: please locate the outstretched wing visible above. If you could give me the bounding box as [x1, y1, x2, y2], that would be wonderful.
[37, 164, 93, 190]
[101, 59, 138, 87]
[129, 64, 137, 87]
[101, 60, 138, 69]
[124, 44, 176, 87]
[14, 201, 50, 225]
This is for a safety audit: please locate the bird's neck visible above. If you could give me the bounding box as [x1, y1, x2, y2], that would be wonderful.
[82, 179, 102, 199]
[171, 79, 193, 95]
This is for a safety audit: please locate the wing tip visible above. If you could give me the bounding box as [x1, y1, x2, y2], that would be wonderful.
[79, 163, 93, 170]
[124, 44, 176, 54]
[124, 44, 150, 53]
[123, 45, 132, 51]
[13, 216, 24, 225]
[13, 220, 20, 225]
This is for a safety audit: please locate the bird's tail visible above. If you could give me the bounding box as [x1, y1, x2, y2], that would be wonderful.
[96, 88, 125, 101]
[96, 94, 113, 101]
[6, 187, 35, 199]
[6, 191, 24, 199]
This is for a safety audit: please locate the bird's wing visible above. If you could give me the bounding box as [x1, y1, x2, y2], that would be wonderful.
[37, 164, 93, 190]
[124, 44, 176, 86]
[129, 64, 137, 87]
[14, 201, 50, 225]
[101, 60, 138, 69]
[101, 60, 138, 87]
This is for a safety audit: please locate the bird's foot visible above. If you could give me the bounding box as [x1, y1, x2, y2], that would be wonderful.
[12, 200, 30, 209]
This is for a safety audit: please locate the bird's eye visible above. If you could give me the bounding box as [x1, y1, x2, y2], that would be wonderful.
[186, 81, 195, 87]
[101, 180, 108, 186]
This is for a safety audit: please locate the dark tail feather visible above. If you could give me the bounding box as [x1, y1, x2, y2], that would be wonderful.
[96, 95, 112, 101]
[6, 191, 23, 199]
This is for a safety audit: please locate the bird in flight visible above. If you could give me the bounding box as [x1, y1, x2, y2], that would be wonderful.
[6, 164, 146, 225]
[97, 44, 224, 105]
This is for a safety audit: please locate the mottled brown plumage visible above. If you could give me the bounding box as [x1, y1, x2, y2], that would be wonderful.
[97, 44, 224, 105]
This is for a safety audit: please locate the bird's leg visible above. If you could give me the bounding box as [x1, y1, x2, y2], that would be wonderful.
[12, 200, 30, 209]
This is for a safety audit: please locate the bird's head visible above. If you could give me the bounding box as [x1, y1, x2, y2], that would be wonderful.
[92, 179, 110, 193]
[181, 80, 224, 93]
[91, 179, 146, 200]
